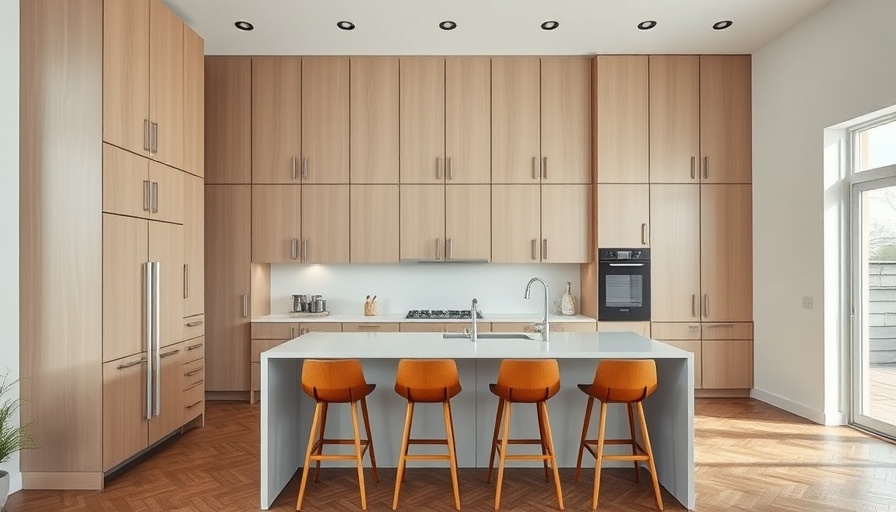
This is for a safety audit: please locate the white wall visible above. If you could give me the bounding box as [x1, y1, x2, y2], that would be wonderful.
[270, 264, 580, 317]
[752, 0, 896, 423]
[0, 0, 20, 491]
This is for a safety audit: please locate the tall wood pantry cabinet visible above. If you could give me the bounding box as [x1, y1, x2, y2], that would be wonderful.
[20, 0, 205, 489]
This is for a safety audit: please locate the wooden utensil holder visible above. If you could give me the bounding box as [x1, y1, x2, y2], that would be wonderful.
[364, 302, 378, 316]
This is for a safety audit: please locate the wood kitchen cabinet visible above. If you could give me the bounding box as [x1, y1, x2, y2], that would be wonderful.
[399, 323, 492, 333]
[183, 336, 206, 423]
[492, 185, 590, 263]
[400, 185, 490, 261]
[303, 57, 350, 184]
[342, 323, 401, 333]
[492, 57, 590, 184]
[351, 185, 400, 263]
[594, 56, 649, 184]
[205, 57, 251, 184]
[651, 322, 702, 389]
[102, 143, 184, 225]
[183, 26, 204, 178]
[206, 185, 252, 391]
[252, 57, 302, 184]
[351, 57, 399, 184]
[184, 173, 205, 318]
[650, 184, 751, 323]
[250, 184, 349, 263]
[597, 184, 650, 248]
[400, 57, 490, 184]
[103, 0, 183, 170]
[701, 323, 753, 389]
[649, 55, 751, 184]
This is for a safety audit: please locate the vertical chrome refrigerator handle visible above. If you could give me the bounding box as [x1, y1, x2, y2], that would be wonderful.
[145, 262, 153, 420]
[153, 261, 161, 417]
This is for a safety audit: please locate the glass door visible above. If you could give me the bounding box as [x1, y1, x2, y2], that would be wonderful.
[851, 178, 896, 439]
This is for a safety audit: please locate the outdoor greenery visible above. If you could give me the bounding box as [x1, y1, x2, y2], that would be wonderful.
[0, 372, 36, 463]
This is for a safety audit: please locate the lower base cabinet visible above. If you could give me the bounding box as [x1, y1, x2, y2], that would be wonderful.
[651, 323, 703, 389]
[183, 336, 206, 423]
[651, 322, 752, 390]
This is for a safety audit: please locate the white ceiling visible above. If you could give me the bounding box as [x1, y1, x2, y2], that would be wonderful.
[166, 0, 832, 56]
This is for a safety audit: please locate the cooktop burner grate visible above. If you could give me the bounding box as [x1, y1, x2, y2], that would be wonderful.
[405, 309, 484, 320]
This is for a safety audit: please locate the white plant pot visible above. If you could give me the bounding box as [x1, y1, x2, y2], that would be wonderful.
[0, 469, 8, 511]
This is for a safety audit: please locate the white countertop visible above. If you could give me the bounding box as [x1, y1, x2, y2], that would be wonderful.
[253, 313, 597, 323]
[263, 331, 690, 360]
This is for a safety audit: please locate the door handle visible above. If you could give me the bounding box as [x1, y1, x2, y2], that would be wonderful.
[447, 238, 453, 260]
[143, 180, 151, 212]
[703, 294, 709, 318]
[183, 264, 189, 299]
[291, 157, 298, 181]
[532, 157, 539, 180]
[542, 157, 548, 180]
[436, 238, 443, 261]
[436, 157, 443, 180]
[692, 294, 697, 318]
[641, 223, 648, 245]
[242, 294, 249, 318]
[291, 238, 298, 260]
[447, 157, 453, 180]
[531, 239, 538, 261]
[690, 156, 696, 180]
[186, 320, 204, 328]
[143, 119, 151, 152]
[302, 156, 308, 180]
[301, 238, 308, 262]
[150, 121, 159, 154]
[153, 261, 161, 417]
[117, 358, 147, 370]
[703, 156, 708, 180]
[542, 239, 548, 261]
[187, 342, 204, 351]
[151, 181, 159, 213]
[145, 262, 153, 420]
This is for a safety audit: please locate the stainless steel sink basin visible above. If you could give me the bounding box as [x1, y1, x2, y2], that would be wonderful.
[442, 332, 538, 341]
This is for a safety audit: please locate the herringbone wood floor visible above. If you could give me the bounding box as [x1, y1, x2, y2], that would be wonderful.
[7, 399, 896, 511]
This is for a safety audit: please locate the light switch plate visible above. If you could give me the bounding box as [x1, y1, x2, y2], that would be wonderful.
[802, 296, 814, 309]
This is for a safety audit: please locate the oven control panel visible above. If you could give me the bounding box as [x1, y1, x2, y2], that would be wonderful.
[599, 248, 650, 261]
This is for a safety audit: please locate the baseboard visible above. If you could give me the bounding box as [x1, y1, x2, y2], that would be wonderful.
[205, 391, 249, 401]
[750, 388, 843, 425]
[696, 389, 751, 398]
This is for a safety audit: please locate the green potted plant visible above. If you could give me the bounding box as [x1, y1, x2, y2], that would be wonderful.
[0, 372, 36, 511]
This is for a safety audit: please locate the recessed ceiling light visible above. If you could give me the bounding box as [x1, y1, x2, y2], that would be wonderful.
[637, 20, 657, 30]
[541, 20, 559, 31]
[337, 20, 355, 31]
[712, 20, 733, 30]
[439, 20, 457, 31]
[234, 20, 254, 31]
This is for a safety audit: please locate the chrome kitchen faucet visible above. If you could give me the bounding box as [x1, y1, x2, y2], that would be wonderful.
[524, 277, 550, 341]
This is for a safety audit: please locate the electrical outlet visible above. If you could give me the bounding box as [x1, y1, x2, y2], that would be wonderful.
[802, 296, 814, 309]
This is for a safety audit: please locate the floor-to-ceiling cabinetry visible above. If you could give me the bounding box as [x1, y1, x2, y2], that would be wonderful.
[21, 0, 205, 489]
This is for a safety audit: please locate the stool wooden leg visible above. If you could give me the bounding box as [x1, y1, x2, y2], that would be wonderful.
[443, 400, 461, 510]
[486, 398, 505, 484]
[360, 397, 379, 483]
[297, 402, 322, 511]
[351, 399, 368, 511]
[592, 402, 608, 511]
[392, 402, 414, 510]
[447, 400, 458, 464]
[637, 402, 664, 511]
[494, 400, 512, 510]
[575, 395, 594, 484]
[627, 402, 640, 483]
[536, 403, 550, 482]
[539, 401, 564, 510]
[314, 402, 328, 483]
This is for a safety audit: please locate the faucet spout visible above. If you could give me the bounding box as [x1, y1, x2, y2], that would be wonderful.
[524, 277, 550, 342]
[470, 298, 480, 342]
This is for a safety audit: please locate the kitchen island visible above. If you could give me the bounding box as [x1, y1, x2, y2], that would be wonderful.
[260, 331, 694, 509]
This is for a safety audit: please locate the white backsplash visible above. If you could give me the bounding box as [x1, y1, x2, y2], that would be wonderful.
[270, 263, 582, 317]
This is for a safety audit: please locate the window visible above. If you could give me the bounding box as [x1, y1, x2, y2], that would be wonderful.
[853, 116, 896, 173]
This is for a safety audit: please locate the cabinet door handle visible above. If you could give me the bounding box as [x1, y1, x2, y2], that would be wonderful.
[532, 157, 539, 180]
[301, 238, 308, 262]
[641, 223, 648, 245]
[150, 121, 159, 154]
[117, 358, 147, 370]
[152, 261, 161, 417]
[291, 238, 298, 260]
[143, 180, 151, 212]
[447, 157, 453, 180]
[358, 324, 381, 331]
[183, 264, 189, 299]
[542, 157, 548, 180]
[291, 157, 298, 181]
[302, 156, 308, 180]
[691, 294, 697, 318]
[151, 181, 159, 213]
[690, 156, 696, 180]
[187, 342, 204, 351]
[542, 239, 548, 261]
[143, 119, 151, 151]
[447, 238, 453, 260]
[703, 294, 709, 318]
[186, 320, 204, 328]
[186, 399, 203, 409]
[531, 239, 538, 261]
[160, 348, 180, 358]
[290, 326, 297, 338]
[703, 156, 708, 180]
[436, 157, 443, 180]
[242, 294, 249, 318]
[185, 366, 204, 377]
[300, 327, 308, 335]
[436, 238, 443, 261]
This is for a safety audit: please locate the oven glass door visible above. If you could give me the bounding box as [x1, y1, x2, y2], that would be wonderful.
[598, 262, 651, 321]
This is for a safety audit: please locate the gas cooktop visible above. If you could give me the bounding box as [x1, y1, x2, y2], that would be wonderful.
[406, 309, 484, 320]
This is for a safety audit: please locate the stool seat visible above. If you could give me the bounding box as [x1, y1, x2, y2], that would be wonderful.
[392, 359, 461, 510]
[487, 359, 564, 510]
[575, 359, 663, 511]
[297, 359, 379, 511]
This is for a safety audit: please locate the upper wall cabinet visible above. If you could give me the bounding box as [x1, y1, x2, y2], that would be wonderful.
[351, 58, 399, 184]
[205, 57, 251, 184]
[103, 0, 184, 170]
[400, 58, 491, 184]
[492, 58, 590, 184]
[594, 56, 649, 183]
[252, 57, 302, 184]
[302, 58, 350, 184]
[183, 26, 204, 178]
[649, 55, 751, 184]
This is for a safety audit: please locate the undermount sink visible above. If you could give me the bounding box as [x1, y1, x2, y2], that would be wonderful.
[442, 332, 538, 341]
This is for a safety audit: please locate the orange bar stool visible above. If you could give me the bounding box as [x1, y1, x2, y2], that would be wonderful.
[392, 359, 462, 510]
[296, 359, 379, 511]
[575, 359, 663, 510]
[487, 359, 564, 510]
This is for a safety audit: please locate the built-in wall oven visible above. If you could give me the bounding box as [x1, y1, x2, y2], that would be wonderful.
[598, 248, 650, 321]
